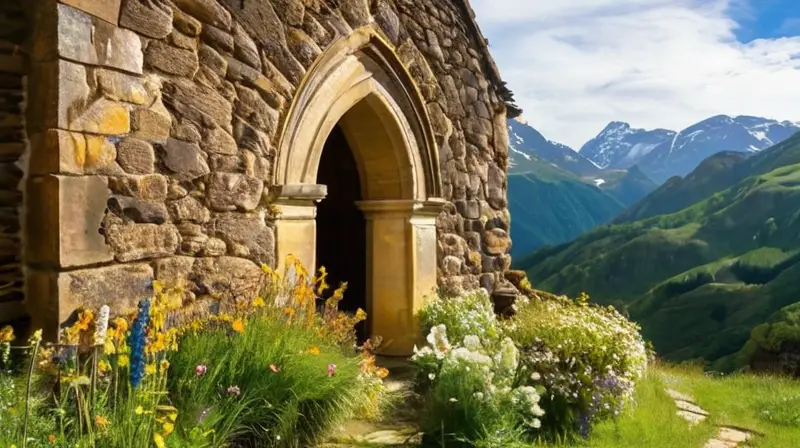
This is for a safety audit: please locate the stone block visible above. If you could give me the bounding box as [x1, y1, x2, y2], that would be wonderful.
[145, 40, 199, 77]
[201, 126, 237, 155]
[172, 7, 202, 36]
[26, 175, 113, 268]
[207, 173, 263, 211]
[106, 223, 180, 262]
[119, 0, 173, 39]
[161, 138, 211, 181]
[29, 129, 122, 175]
[38, 3, 142, 74]
[130, 106, 172, 144]
[162, 78, 232, 131]
[107, 195, 169, 224]
[209, 213, 275, 265]
[191, 256, 262, 298]
[26, 263, 153, 340]
[95, 68, 150, 105]
[167, 195, 211, 223]
[173, 0, 232, 30]
[116, 138, 155, 174]
[61, 0, 122, 25]
[109, 174, 168, 202]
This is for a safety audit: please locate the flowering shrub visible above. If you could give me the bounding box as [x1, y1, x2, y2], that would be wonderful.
[411, 290, 545, 446]
[508, 292, 648, 439]
[417, 289, 500, 346]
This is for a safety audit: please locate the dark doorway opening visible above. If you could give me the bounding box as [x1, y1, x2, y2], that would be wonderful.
[315, 124, 368, 343]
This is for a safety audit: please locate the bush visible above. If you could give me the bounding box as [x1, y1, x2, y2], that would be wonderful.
[508, 292, 648, 439]
[411, 290, 545, 447]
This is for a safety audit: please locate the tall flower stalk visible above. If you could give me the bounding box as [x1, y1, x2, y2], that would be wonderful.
[129, 299, 151, 389]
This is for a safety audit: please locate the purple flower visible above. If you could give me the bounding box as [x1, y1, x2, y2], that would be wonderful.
[226, 385, 241, 396]
[198, 407, 211, 423]
[196, 364, 207, 377]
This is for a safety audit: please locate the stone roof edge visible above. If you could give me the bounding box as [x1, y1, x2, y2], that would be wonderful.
[454, 0, 522, 118]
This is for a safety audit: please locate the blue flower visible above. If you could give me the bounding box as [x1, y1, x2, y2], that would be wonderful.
[128, 298, 151, 389]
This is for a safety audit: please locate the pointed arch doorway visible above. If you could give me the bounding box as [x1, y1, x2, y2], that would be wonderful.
[271, 27, 444, 356]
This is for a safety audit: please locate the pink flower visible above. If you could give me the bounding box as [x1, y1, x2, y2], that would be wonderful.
[196, 364, 207, 377]
[269, 364, 280, 373]
[327, 364, 337, 377]
[226, 385, 240, 396]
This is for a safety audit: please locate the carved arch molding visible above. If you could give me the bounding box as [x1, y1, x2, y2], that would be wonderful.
[271, 25, 445, 356]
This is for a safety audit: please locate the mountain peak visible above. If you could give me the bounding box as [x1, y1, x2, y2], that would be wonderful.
[600, 121, 631, 134]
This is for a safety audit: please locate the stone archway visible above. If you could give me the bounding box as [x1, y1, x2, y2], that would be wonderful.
[272, 26, 444, 356]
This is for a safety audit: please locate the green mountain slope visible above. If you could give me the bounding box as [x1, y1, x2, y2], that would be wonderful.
[518, 139, 800, 369]
[598, 165, 658, 207]
[616, 131, 800, 224]
[507, 159, 625, 258]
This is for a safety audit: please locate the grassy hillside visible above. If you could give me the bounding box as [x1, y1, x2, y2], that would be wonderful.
[519, 139, 800, 369]
[616, 131, 800, 224]
[508, 162, 625, 258]
[598, 164, 658, 207]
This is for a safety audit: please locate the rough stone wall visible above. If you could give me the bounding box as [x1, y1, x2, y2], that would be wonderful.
[0, 1, 29, 325]
[389, 0, 513, 294]
[21, 0, 512, 333]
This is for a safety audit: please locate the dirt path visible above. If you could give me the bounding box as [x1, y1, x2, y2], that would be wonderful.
[318, 357, 421, 448]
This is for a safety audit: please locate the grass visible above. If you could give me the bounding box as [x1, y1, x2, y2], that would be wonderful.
[168, 313, 368, 446]
[659, 364, 800, 448]
[568, 368, 714, 448]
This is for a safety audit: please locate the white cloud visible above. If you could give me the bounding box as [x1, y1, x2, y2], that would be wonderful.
[470, 0, 800, 149]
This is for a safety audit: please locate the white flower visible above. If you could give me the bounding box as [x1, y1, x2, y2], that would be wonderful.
[449, 397, 458, 403]
[94, 305, 110, 345]
[463, 334, 483, 351]
[531, 372, 541, 381]
[426, 324, 451, 358]
[428, 373, 436, 381]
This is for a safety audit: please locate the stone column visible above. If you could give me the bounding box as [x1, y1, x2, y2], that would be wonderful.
[358, 199, 444, 357]
[271, 184, 327, 275]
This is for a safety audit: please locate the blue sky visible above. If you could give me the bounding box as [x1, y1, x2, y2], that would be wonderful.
[471, 0, 800, 148]
[732, 0, 800, 41]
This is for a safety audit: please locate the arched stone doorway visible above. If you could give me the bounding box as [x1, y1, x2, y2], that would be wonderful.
[271, 27, 444, 356]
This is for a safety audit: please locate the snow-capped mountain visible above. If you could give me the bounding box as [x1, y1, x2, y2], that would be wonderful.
[580, 122, 676, 170]
[508, 117, 601, 177]
[637, 115, 800, 183]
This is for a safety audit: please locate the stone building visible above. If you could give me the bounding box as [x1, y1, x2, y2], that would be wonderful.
[0, 0, 519, 355]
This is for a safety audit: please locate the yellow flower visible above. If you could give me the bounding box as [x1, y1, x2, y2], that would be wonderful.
[160, 359, 170, 372]
[0, 325, 15, 343]
[97, 360, 111, 374]
[94, 415, 110, 429]
[153, 432, 166, 448]
[252, 297, 266, 308]
[118, 354, 130, 367]
[145, 363, 156, 376]
[283, 307, 296, 318]
[307, 346, 320, 355]
[231, 319, 245, 334]
[135, 406, 144, 415]
[162, 421, 175, 435]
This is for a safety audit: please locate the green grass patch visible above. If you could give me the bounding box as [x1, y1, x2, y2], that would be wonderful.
[659, 364, 800, 448]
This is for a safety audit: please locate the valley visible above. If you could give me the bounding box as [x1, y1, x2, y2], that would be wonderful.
[511, 124, 800, 374]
